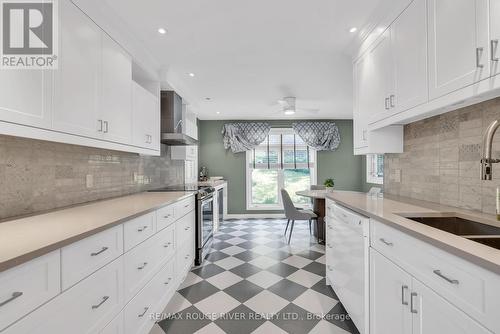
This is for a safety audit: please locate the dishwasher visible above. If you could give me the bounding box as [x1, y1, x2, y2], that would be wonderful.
[326, 201, 369, 334]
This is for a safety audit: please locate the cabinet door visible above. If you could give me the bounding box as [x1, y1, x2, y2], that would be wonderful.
[53, 0, 101, 138]
[0, 70, 52, 129]
[101, 34, 132, 144]
[411, 279, 492, 334]
[370, 30, 394, 115]
[132, 83, 159, 150]
[491, 0, 500, 76]
[353, 55, 369, 149]
[391, 0, 428, 113]
[428, 0, 490, 100]
[370, 249, 412, 334]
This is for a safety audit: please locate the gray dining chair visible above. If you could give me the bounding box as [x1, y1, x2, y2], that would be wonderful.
[281, 189, 318, 244]
[310, 185, 326, 190]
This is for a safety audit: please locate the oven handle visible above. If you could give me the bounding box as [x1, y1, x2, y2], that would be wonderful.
[200, 196, 214, 205]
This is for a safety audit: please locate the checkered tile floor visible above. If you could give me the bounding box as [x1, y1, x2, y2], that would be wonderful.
[150, 219, 360, 334]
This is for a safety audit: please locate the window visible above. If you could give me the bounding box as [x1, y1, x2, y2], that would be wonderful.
[366, 154, 384, 184]
[246, 128, 317, 210]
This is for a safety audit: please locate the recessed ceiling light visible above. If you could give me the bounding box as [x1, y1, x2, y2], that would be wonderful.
[158, 28, 167, 34]
[205, 97, 211, 101]
[216, 111, 220, 114]
[284, 110, 295, 116]
[349, 27, 358, 33]
[188, 73, 195, 77]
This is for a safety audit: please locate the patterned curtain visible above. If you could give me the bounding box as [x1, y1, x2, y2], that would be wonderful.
[292, 121, 341, 151]
[222, 122, 271, 153]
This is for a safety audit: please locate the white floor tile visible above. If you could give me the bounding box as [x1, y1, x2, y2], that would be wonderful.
[287, 269, 323, 288]
[292, 289, 338, 314]
[228, 230, 248, 237]
[281, 255, 313, 268]
[225, 237, 246, 245]
[251, 321, 288, 334]
[178, 272, 204, 289]
[213, 256, 245, 270]
[206, 271, 243, 290]
[249, 256, 279, 269]
[220, 245, 246, 255]
[244, 290, 289, 315]
[246, 270, 283, 289]
[309, 320, 351, 334]
[195, 322, 227, 334]
[194, 291, 240, 316]
[251, 245, 275, 255]
[161, 292, 192, 315]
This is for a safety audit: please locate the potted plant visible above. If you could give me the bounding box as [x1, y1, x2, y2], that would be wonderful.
[324, 178, 334, 192]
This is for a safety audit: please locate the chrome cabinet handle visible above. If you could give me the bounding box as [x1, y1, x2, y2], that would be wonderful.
[184, 226, 190, 231]
[390, 94, 395, 108]
[91, 246, 109, 257]
[476, 47, 484, 68]
[379, 238, 393, 246]
[137, 225, 148, 232]
[327, 243, 333, 248]
[92, 296, 109, 310]
[103, 121, 109, 133]
[433, 270, 459, 284]
[164, 242, 172, 248]
[184, 204, 190, 208]
[362, 129, 367, 141]
[327, 265, 333, 271]
[0, 291, 23, 307]
[97, 120, 103, 132]
[492, 40, 499, 62]
[385, 97, 390, 110]
[401, 285, 409, 305]
[185, 254, 189, 259]
[137, 262, 148, 270]
[164, 277, 172, 285]
[138, 307, 149, 318]
[410, 292, 418, 313]
[164, 214, 171, 218]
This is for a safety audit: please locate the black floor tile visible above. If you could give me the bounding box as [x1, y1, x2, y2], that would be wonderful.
[302, 261, 326, 276]
[266, 262, 299, 278]
[233, 250, 260, 262]
[223, 280, 264, 303]
[229, 263, 262, 278]
[295, 250, 324, 260]
[268, 279, 308, 301]
[177, 281, 220, 304]
[191, 264, 226, 279]
[158, 306, 211, 334]
[271, 303, 320, 334]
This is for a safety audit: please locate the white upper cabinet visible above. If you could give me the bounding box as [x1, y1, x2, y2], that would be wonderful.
[390, 0, 428, 114]
[101, 34, 133, 144]
[428, 0, 490, 100]
[353, 54, 370, 149]
[370, 30, 394, 116]
[491, 0, 500, 76]
[0, 70, 52, 129]
[132, 82, 159, 150]
[53, 0, 101, 138]
[182, 105, 198, 140]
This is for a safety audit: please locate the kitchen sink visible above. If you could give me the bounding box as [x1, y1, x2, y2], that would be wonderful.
[401, 215, 500, 236]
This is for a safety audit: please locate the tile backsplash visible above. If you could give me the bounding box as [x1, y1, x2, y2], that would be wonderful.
[0, 135, 184, 220]
[384, 96, 500, 214]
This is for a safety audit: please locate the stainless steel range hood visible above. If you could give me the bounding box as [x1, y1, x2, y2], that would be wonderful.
[160, 91, 198, 145]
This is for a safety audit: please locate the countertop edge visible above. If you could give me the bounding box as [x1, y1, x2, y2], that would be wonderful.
[326, 192, 500, 275]
[0, 192, 196, 273]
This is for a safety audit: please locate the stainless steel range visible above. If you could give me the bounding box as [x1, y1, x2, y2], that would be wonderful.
[149, 185, 215, 265]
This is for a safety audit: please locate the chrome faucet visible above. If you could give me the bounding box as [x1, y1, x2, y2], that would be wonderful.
[481, 120, 500, 180]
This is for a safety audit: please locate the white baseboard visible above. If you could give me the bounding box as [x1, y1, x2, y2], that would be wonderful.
[224, 213, 286, 220]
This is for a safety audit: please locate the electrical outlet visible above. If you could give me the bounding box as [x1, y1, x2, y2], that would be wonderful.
[86, 174, 93, 188]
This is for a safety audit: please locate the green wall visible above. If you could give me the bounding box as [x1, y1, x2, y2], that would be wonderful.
[198, 120, 366, 214]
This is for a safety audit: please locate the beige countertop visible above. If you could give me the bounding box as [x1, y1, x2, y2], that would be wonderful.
[326, 191, 500, 274]
[0, 191, 195, 273]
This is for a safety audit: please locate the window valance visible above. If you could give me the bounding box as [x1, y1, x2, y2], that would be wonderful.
[292, 121, 341, 151]
[222, 122, 271, 153]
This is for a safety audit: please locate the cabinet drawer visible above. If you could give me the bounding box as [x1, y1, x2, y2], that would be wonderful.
[155, 223, 176, 264]
[175, 236, 194, 280]
[174, 197, 195, 219]
[371, 220, 500, 333]
[123, 232, 162, 301]
[5, 257, 124, 334]
[61, 225, 123, 290]
[156, 204, 175, 231]
[99, 311, 123, 334]
[123, 261, 175, 334]
[176, 210, 195, 245]
[123, 212, 156, 251]
[0, 250, 60, 331]
[332, 203, 365, 226]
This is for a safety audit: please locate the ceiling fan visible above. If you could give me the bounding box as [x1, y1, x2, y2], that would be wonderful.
[276, 97, 319, 116]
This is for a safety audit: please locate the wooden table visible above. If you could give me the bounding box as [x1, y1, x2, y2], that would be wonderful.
[296, 190, 329, 245]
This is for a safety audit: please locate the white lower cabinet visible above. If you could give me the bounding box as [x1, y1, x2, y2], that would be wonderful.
[370, 248, 492, 334]
[0, 251, 61, 331]
[1, 195, 196, 334]
[4, 257, 124, 334]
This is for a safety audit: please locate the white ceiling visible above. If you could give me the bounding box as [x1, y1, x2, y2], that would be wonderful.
[102, 0, 384, 120]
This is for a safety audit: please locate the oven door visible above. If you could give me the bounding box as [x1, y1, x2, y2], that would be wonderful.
[199, 196, 214, 247]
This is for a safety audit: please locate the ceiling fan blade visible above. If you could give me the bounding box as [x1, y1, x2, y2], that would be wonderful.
[297, 108, 320, 114]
